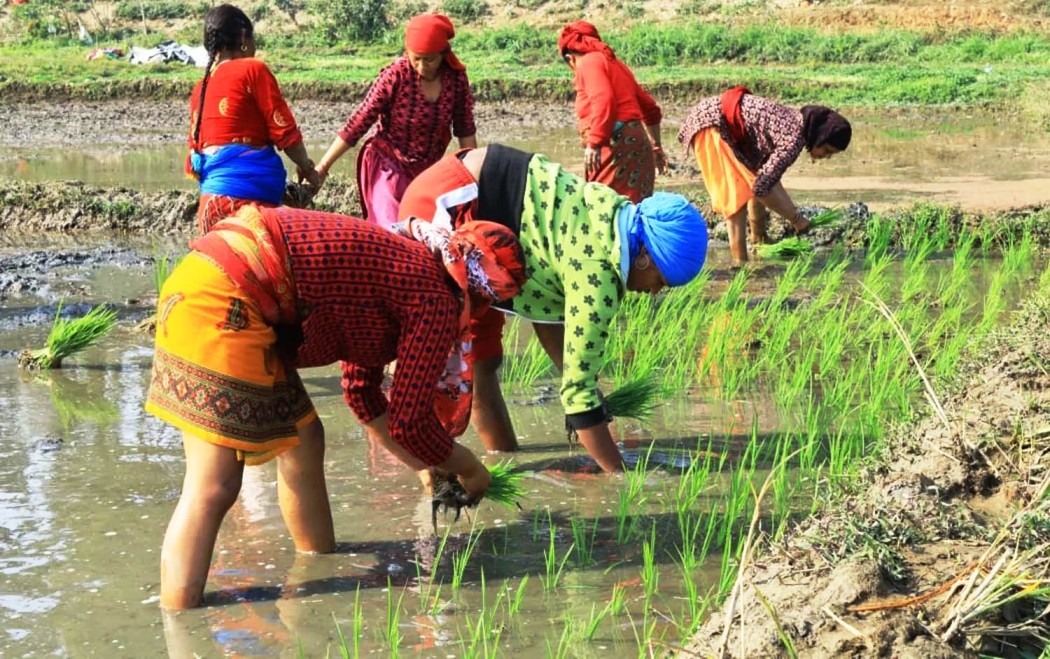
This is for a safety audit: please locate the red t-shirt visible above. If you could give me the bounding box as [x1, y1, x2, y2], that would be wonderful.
[572, 52, 662, 148]
[186, 58, 302, 175]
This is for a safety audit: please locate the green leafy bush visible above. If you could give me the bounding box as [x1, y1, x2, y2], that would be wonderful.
[309, 0, 391, 43]
[114, 1, 201, 21]
[442, 0, 491, 25]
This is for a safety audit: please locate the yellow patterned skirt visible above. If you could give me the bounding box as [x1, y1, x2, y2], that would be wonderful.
[145, 252, 316, 465]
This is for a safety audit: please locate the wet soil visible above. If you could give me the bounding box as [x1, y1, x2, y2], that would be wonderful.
[683, 291, 1050, 657]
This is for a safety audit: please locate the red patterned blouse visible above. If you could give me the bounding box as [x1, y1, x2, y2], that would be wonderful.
[336, 57, 476, 177]
[279, 208, 460, 466]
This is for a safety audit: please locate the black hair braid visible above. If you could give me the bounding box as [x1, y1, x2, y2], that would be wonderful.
[191, 4, 254, 150]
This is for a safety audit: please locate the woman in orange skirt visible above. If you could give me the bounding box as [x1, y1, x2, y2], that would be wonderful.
[678, 87, 852, 266]
[147, 205, 524, 609]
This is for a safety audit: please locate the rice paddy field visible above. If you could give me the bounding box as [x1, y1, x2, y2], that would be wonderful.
[0, 193, 1047, 655]
[1, 1, 1049, 656]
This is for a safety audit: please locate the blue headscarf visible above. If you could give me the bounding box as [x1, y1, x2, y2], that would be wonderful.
[618, 192, 707, 286]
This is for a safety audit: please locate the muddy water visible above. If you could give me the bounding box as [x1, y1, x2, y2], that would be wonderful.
[0, 237, 752, 657]
[2, 103, 1048, 209]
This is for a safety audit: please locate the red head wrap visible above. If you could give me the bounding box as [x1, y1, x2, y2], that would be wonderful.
[557, 20, 614, 59]
[404, 14, 465, 71]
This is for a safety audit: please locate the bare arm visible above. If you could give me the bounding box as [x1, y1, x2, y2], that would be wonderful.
[315, 136, 352, 184]
[458, 134, 478, 149]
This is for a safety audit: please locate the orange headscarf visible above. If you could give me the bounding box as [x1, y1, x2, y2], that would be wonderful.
[557, 20, 614, 59]
[404, 14, 465, 71]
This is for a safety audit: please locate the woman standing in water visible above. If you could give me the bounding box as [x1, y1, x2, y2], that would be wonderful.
[677, 87, 852, 266]
[557, 20, 665, 203]
[186, 4, 320, 233]
[314, 14, 477, 228]
[396, 144, 709, 472]
[147, 204, 524, 608]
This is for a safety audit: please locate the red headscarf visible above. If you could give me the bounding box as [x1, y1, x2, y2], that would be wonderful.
[557, 20, 615, 59]
[720, 85, 751, 145]
[393, 218, 526, 436]
[404, 14, 465, 71]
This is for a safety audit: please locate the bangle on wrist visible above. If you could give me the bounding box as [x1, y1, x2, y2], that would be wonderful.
[652, 145, 663, 152]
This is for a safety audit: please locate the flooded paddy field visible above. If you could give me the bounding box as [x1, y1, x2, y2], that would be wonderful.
[0, 211, 1046, 655]
[0, 99, 1048, 656]
[1, 101, 1049, 211]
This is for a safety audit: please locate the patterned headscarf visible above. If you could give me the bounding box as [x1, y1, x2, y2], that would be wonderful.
[404, 14, 465, 71]
[391, 219, 526, 436]
[557, 20, 615, 59]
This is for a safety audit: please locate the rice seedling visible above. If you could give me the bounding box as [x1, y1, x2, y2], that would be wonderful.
[640, 525, 660, 601]
[604, 376, 662, 422]
[757, 237, 813, 260]
[485, 461, 526, 510]
[451, 524, 482, 591]
[541, 518, 574, 591]
[508, 575, 529, 615]
[569, 513, 601, 567]
[806, 208, 842, 228]
[383, 579, 406, 656]
[151, 249, 184, 296]
[18, 303, 118, 370]
[429, 461, 525, 529]
[582, 601, 613, 642]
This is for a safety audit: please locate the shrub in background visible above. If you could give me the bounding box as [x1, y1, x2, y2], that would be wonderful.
[310, 0, 391, 43]
[442, 0, 491, 25]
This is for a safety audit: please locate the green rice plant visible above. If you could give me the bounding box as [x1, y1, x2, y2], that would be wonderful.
[151, 249, 184, 296]
[581, 601, 613, 642]
[608, 581, 628, 616]
[569, 513, 600, 567]
[757, 237, 813, 260]
[507, 575, 529, 615]
[604, 376, 662, 422]
[485, 461, 525, 510]
[18, 303, 118, 370]
[546, 611, 575, 659]
[616, 450, 651, 544]
[332, 587, 364, 658]
[865, 214, 895, 264]
[383, 578, 406, 655]
[451, 523, 482, 591]
[640, 525, 660, 601]
[807, 208, 843, 228]
[541, 514, 573, 591]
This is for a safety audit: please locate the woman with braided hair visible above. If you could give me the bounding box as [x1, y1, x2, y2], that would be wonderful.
[186, 4, 320, 233]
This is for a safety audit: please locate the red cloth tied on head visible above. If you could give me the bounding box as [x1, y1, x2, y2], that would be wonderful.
[720, 85, 751, 145]
[557, 20, 614, 59]
[404, 14, 465, 71]
[392, 218, 525, 436]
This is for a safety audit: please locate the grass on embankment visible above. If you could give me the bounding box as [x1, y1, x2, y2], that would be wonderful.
[1, 23, 1048, 106]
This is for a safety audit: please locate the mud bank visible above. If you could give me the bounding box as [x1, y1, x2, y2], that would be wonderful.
[684, 283, 1050, 656]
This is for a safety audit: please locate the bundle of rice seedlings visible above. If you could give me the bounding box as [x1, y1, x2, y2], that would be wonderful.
[604, 377, 661, 422]
[18, 304, 118, 370]
[757, 237, 814, 260]
[808, 208, 843, 228]
[485, 460, 526, 509]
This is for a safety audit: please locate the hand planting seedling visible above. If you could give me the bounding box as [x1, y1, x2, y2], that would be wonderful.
[18, 303, 118, 370]
[757, 237, 814, 260]
[430, 461, 525, 532]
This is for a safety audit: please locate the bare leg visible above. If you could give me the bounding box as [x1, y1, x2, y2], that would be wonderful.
[747, 199, 770, 246]
[576, 422, 625, 472]
[531, 322, 565, 372]
[276, 416, 335, 554]
[471, 356, 518, 452]
[727, 207, 749, 266]
[160, 434, 244, 609]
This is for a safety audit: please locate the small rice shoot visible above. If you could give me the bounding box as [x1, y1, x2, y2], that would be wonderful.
[152, 249, 185, 295]
[758, 237, 814, 260]
[486, 460, 525, 509]
[18, 303, 118, 370]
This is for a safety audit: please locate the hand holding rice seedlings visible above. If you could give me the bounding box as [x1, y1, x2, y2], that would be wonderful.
[808, 208, 843, 228]
[757, 237, 814, 260]
[18, 303, 118, 370]
[430, 461, 525, 531]
[567, 376, 662, 444]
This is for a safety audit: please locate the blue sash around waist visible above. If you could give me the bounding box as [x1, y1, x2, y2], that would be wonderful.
[191, 144, 286, 205]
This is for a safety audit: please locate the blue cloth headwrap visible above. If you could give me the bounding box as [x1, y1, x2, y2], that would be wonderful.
[618, 192, 707, 287]
[191, 144, 287, 205]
